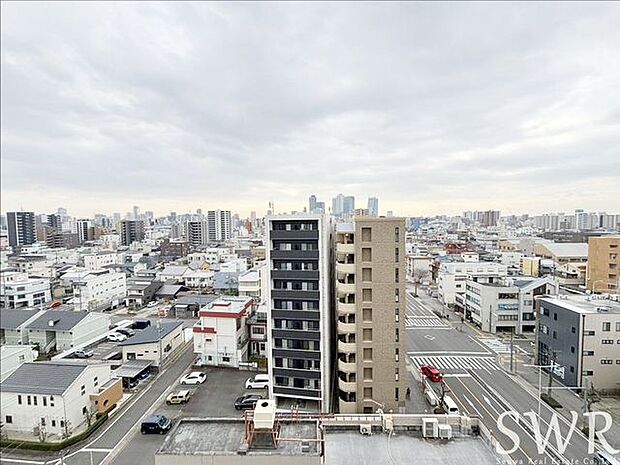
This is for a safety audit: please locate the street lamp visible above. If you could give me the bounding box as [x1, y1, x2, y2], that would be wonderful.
[523, 364, 554, 420]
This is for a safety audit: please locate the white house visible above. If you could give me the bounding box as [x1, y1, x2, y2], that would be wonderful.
[118, 321, 184, 367]
[156, 265, 189, 284]
[0, 345, 37, 381]
[26, 310, 111, 353]
[183, 269, 215, 289]
[219, 258, 248, 273]
[0, 271, 52, 309]
[70, 270, 126, 312]
[0, 309, 45, 345]
[83, 252, 122, 270]
[193, 296, 253, 368]
[0, 362, 121, 439]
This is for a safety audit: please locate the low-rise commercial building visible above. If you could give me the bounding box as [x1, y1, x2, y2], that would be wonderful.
[0, 271, 52, 309]
[193, 296, 253, 368]
[538, 296, 620, 394]
[71, 270, 126, 312]
[118, 321, 184, 367]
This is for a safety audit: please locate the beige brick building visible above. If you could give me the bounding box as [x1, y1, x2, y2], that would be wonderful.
[335, 216, 405, 413]
[587, 236, 620, 293]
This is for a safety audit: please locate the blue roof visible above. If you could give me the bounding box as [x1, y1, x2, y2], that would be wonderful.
[118, 321, 182, 346]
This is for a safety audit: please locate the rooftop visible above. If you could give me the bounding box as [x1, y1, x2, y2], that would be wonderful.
[0, 309, 42, 329]
[541, 295, 620, 314]
[27, 310, 90, 331]
[539, 242, 589, 258]
[0, 361, 88, 395]
[156, 419, 320, 456]
[118, 320, 183, 346]
[202, 296, 253, 315]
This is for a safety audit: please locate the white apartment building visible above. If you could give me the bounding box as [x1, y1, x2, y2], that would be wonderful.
[118, 321, 184, 367]
[183, 269, 215, 289]
[437, 261, 508, 311]
[0, 271, 52, 309]
[0, 362, 119, 438]
[0, 309, 44, 345]
[71, 271, 126, 312]
[26, 310, 111, 353]
[238, 264, 267, 301]
[464, 277, 556, 334]
[83, 252, 121, 270]
[193, 296, 253, 368]
[0, 345, 37, 381]
[220, 258, 248, 273]
[207, 210, 232, 241]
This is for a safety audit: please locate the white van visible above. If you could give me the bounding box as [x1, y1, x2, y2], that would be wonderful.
[245, 374, 270, 389]
[442, 395, 460, 414]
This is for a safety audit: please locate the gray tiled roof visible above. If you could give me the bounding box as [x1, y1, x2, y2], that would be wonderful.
[0, 362, 88, 395]
[26, 310, 89, 331]
[118, 321, 183, 346]
[0, 309, 42, 330]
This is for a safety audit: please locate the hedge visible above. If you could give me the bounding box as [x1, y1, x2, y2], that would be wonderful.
[0, 412, 108, 451]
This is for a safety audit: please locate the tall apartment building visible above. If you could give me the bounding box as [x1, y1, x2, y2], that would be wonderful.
[587, 236, 620, 293]
[367, 197, 379, 217]
[266, 214, 332, 412]
[207, 210, 232, 241]
[335, 217, 405, 413]
[119, 220, 145, 246]
[186, 220, 209, 247]
[76, 218, 93, 244]
[7, 212, 36, 247]
[538, 296, 620, 394]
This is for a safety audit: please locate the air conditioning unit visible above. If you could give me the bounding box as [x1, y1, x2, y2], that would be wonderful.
[422, 418, 439, 438]
[360, 424, 372, 435]
[438, 424, 452, 440]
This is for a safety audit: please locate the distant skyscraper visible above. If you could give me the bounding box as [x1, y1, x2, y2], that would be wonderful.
[76, 219, 93, 244]
[133, 205, 140, 220]
[332, 194, 344, 216]
[47, 213, 62, 231]
[367, 197, 379, 217]
[315, 201, 325, 214]
[309, 195, 317, 213]
[7, 212, 36, 247]
[186, 220, 209, 247]
[386, 210, 394, 217]
[343, 196, 355, 216]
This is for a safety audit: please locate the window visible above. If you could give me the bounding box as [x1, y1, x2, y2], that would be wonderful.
[5, 415, 13, 424]
[602, 339, 614, 344]
[395, 367, 400, 381]
[363, 387, 373, 399]
[363, 348, 373, 361]
[395, 387, 399, 402]
[81, 385, 86, 396]
[363, 328, 373, 342]
[362, 268, 372, 282]
[571, 346, 575, 353]
[395, 288, 399, 303]
[553, 313, 557, 321]
[17, 395, 22, 405]
[223, 356, 231, 362]
[395, 308, 399, 322]
[601, 360, 613, 365]
[362, 289, 372, 302]
[362, 248, 372, 262]
[43, 397, 47, 407]
[395, 248, 400, 262]
[361, 227, 372, 242]
[395, 227, 400, 243]
[27, 395, 31, 406]
[51, 420, 56, 427]
[571, 327, 576, 334]
[616, 322, 620, 332]
[362, 308, 372, 322]
[363, 367, 373, 380]
[94, 377, 98, 387]
[395, 268, 399, 283]
[603, 322, 611, 332]
[49, 396, 54, 407]
[395, 328, 400, 342]
[395, 348, 400, 362]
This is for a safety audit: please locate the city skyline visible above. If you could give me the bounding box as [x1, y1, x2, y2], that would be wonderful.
[2, 2, 619, 216]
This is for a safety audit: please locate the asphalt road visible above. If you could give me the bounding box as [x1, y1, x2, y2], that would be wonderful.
[405, 288, 599, 464]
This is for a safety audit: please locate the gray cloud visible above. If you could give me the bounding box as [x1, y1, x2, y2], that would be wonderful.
[1, 2, 619, 217]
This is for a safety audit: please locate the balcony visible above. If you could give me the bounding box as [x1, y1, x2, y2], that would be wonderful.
[336, 243, 355, 255]
[337, 320, 356, 334]
[337, 281, 356, 297]
[339, 398, 357, 414]
[336, 262, 356, 278]
[337, 301, 355, 316]
[338, 377, 356, 393]
[338, 359, 356, 374]
[338, 339, 356, 353]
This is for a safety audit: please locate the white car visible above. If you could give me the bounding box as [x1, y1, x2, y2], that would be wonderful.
[180, 372, 207, 385]
[147, 301, 158, 308]
[245, 374, 270, 389]
[107, 332, 127, 342]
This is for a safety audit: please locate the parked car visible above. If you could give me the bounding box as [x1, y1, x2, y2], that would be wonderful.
[73, 349, 94, 358]
[123, 378, 138, 389]
[107, 332, 127, 342]
[116, 327, 135, 337]
[147, 301, 158, 308]
[140, 415, 172, 435]
[245, 374, 270, 389]
[180, 372, 207, 385]
[166, 390, 191, 405]
[420, 365, 443, 382]
[138, 370, 151, 381]
[133, 319, 151, 329]
[234, 394, 263, 410]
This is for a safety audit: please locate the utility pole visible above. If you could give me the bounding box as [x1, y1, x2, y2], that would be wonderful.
[510, 327, 514, 374]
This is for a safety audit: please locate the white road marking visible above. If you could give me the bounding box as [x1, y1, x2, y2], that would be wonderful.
[410, 354, 500, 372]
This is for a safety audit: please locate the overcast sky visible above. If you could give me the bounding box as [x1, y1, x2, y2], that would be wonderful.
[2, 2, 619, 218]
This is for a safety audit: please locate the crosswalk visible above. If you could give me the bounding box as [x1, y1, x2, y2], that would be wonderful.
[410, 354, 500, 372]
[405, 316, 450, 328]
[479, 338, 513, 354]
